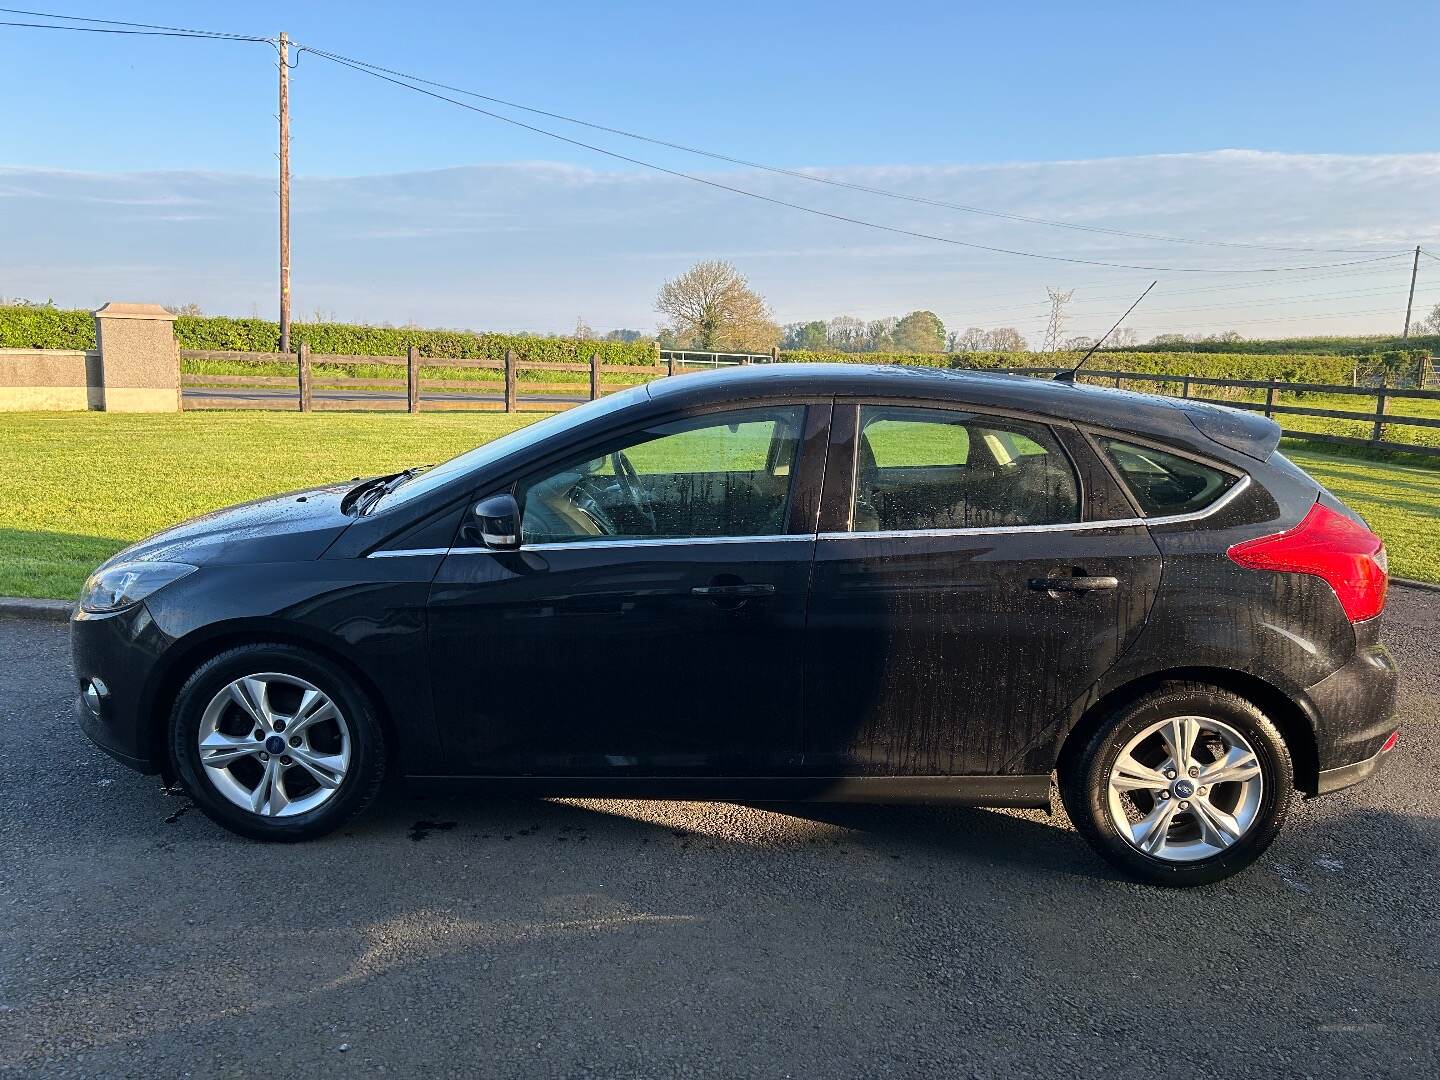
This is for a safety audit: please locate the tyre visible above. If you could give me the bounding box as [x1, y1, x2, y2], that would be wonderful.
[169, 642, 386, 842]
[1060, 681, 1294, 887]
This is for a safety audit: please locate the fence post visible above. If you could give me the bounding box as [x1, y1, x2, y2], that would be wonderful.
[590, 352, 600, 401]
[504, 350, 517, 413]
[666, 353, 676, 377]
[297, 342, 311, 412]
[770, 345, 779, 364]
[1372, 378, 1388, 445]
[1419, 356, 1428, 389]
[1181, 374, 1191, 399]
[1263, 378, 1275, 419]
[406, 345, 419, 413]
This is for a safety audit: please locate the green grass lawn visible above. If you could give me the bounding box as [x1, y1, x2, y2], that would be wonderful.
[0, 411, 1435, 600]
[1281, 444, 1440, 586]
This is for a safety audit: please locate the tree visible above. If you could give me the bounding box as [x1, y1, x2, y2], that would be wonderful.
[604, 328, 643, 343]
[984, 327, 1029, 352]
[782, 320, 830, 351]
[573, 316, 594, 340]
[827, 315, 867, 352]
[656, 260, 780, 352]
[1063, 335, 1096, 351]
[952, 326, 990, 353]
[865, 317, 898, 352]
[892, 310, 947, 353]
[1108, 327, 1138, 349]
[1418, 301, 1440, 335]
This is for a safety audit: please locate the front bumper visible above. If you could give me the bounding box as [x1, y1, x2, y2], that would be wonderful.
[71, 602, 170, 775]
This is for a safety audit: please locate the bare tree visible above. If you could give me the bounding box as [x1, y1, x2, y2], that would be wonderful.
[1109, 327, 1138, 349]
[985, 327, 1029, 352]
[656, 260, 780, 351]
[953, 326, 990, 352]
[1418, 302, 1440, 335]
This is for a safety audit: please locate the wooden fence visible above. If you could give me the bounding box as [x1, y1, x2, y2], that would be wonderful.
[1008, 367, 1440, 457]
[179, 350, 1440, 457]
[178, 347, 741, 413]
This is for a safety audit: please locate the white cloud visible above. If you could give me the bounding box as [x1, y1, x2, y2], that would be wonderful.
[2, 150, 1436, 337]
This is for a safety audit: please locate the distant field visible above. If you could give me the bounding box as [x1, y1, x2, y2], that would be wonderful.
[0, 412, 1434, 599]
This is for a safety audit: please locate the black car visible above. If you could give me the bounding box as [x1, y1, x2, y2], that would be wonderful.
[72, 364, 1398, 886]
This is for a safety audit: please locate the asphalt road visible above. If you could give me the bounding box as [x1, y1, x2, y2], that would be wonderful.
[2, 590, 1437, 1078]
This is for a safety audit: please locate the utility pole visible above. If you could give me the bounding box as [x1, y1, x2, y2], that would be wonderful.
[1402, 245, 1420, 338]
[278, 31, 292, 354]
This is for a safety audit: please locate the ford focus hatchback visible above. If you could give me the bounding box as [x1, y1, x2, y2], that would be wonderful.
[72, 364, 1399, 886]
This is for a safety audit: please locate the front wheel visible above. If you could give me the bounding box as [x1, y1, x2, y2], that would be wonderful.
[169, 643, 387, 842]
[1061, 682, 1294, 887]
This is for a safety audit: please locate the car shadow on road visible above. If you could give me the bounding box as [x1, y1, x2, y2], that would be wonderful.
[342, 780, 1112, 883]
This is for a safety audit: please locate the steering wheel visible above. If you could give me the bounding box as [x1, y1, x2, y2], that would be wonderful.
[612, 451, 657, 533]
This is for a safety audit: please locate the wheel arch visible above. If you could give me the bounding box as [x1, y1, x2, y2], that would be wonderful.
[141, 619, 402, 780]
[1055, 667, 1320, 795]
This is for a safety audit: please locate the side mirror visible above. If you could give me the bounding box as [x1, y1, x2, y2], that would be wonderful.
[471, 493, 521, 550]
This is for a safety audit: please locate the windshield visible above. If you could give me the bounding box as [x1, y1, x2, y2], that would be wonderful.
[372, 383, 652, 512]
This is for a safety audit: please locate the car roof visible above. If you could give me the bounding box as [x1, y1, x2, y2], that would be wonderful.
[645, 362, 1279, 462]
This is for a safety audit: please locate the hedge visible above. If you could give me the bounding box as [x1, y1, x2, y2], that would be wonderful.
[0, 305, 1362, 384]
[778, 349, 1357, 384]
[1110, 334, 1440, 357]
[0, 306, 657, 365]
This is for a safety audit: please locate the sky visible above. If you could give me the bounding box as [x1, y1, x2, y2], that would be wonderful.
[3, 1, 1439, 340]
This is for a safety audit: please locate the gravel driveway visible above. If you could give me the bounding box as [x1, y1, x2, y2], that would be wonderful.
[2, 590, 1437, 1078]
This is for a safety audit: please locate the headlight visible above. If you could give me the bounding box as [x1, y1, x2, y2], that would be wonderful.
[80, 561, 197, 614]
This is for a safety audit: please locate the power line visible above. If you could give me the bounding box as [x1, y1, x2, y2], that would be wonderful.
[948, 281, 1433, 325]
[302, 49, 1411, 277]
[0, 6, 265, 40]
[294, 46, 1408, 258]
[0, 17, 266, 40]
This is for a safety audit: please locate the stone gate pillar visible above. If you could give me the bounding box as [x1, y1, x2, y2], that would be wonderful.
[92, 302, 180, 411]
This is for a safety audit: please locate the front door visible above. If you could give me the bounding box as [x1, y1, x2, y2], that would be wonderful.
[427, 401, 829, 776]
[803, 402, 1162, 778]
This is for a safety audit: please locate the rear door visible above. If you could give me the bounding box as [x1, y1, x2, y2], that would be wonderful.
[802, 401, 1162, 778]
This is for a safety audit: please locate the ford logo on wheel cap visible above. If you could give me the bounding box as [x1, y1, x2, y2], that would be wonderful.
[1174, 779, 1195, 799]
[264, 734, 286, 755]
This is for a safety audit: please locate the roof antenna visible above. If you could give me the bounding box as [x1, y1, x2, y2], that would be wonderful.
[1053, 280, 1157, 382]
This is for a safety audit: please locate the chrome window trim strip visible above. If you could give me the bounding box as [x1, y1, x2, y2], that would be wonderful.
[366, 476, 1249, 557]
[371, 534, 812, 558]
[1144, 472, 1252, 525]
[818, 518, 1146, 541]
[366, 547, 450, 559]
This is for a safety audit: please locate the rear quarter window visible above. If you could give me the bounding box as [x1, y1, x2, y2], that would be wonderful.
[1098, 438, 1239, 517]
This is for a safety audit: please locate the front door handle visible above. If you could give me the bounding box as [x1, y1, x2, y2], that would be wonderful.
[1029, 574, 1120, 594]
[691, 583, 776, 598]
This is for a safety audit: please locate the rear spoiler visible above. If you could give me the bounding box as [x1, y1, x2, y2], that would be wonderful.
[1176, 399, 1282, 462]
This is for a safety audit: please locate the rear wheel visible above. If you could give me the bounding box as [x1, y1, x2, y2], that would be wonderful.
[1061, 682, 1294, 887]
[169, 643, 386, 842]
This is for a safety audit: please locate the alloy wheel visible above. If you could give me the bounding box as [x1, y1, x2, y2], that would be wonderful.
[1106, 715, 1264, 862]
[196, 672, 351, 818]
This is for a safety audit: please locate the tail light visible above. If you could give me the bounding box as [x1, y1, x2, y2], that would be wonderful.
[1226, 501, 1388, 623]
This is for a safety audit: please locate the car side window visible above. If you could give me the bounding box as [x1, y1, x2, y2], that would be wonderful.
[1098, 438, 1239, 516]
[852, 406, 1080, 532]
[516, 406, 805, 544]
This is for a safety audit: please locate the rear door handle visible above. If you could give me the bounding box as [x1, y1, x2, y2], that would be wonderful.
[691, 584, 776, 598]
[1029, 575, 1120, 593]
